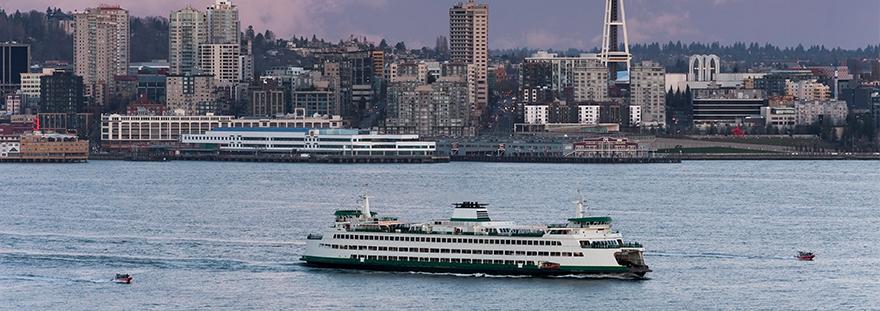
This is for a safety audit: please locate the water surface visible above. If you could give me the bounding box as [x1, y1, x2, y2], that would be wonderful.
[1, 161, 878, 309]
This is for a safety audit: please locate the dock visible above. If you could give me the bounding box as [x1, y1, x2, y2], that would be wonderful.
[173, 153, 450, 164]
[672, 153, 880, 161]
[0, 158, 88, 163]
[450, 155, 680, 164]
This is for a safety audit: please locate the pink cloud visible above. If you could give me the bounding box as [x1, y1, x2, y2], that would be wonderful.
[1, 0, 388, 39]
[626, 11, 702, 43]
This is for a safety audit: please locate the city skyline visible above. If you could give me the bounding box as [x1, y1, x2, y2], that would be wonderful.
[2, 0, 877, 49]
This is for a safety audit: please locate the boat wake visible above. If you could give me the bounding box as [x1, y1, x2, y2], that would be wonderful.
[0, 273, 113, 284]
[548, 274, 648, 280]
[0, 231, 306, 248]
[0, 249, 300, 273]
[407, 271, 532, 279]
[325, 269, 643, 280]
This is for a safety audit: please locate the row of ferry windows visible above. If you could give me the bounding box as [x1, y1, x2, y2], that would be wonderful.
[320, 244, 584, 257]
[351, 255, 536, 266]
[333, 234, 562, 246]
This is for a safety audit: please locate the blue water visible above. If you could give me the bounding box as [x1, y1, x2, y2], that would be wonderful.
[1, 161, 878, 310]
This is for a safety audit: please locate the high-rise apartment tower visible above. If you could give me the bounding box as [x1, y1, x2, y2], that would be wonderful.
[449, 0, 488, 128]
[207, 0, 241, 45]
[73, 5, 129, 107]
[169, 6, 208, 75]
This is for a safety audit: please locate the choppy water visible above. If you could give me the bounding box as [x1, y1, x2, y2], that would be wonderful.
[1, 161, 878, 310]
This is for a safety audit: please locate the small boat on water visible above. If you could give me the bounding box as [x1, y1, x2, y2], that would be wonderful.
[114, 274, 132, 284]
[796, 251, 815, 261]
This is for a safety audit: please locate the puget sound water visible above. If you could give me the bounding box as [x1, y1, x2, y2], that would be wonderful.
[1, 160, 878, 310]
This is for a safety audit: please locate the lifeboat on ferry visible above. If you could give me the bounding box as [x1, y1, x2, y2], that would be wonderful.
[796, 251, 815, 261]
[114, 274, 132, 284]
[539, 262, 561, 270]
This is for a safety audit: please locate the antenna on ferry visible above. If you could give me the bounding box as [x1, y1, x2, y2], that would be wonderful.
[574, 190, 586, 218]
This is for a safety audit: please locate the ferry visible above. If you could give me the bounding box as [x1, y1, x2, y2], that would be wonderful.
[301, 195, 651, 277]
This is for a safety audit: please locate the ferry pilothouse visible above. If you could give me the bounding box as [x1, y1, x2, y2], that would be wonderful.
[301, 195, 651, 277]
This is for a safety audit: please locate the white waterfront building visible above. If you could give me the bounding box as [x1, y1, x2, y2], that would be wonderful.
[182, 128, 436, 156]
[101, 113, 345, 147]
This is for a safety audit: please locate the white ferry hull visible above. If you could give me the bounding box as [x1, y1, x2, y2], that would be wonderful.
[302, 234, 650, 278]
[301, 198, 651, 278]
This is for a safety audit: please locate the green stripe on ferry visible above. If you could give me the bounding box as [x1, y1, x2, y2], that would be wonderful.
[300, 256, 629, 274]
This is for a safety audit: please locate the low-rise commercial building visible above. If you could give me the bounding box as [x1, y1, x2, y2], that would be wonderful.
[568, 137, 649, 158]
[524, 105, 549, 125]
[293, 87, 336, 117]
[692, 88, 766, 127]
[101, 114, 232, 148]
[20, 68, 56, 102]
[629, 105, 642, 126]
[100, 113, 344, 149]
[181, 127, 435, 156]
[518, 101, 624, 133]
[786, 79, 831, 101]
[249, 79, 286, 117]
[0, 135, 20, 157]
[795, 100, 848, 126]
[523, 101, 623, 126]
[760, 106, 796, 129]
[0, 133, 88, 162]
[4, 92, 24, 114]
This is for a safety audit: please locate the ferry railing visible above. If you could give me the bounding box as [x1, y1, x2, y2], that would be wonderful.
[350, 228, 546, 237]
[580, 242, 643, 249]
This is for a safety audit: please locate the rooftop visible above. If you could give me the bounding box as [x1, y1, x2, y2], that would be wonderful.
[212, 127, 311, 133]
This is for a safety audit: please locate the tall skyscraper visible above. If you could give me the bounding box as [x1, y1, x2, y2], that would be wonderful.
[74, 5, 130, 107]
[207, 0, 241, 45]
[169, 6, 208, 75]
[449, 0, 488, 127]
[630, 61, 666, 127]
[201, 0, 242, 84]
[1, 43, 30, 94]
[199, 43, 241, 84]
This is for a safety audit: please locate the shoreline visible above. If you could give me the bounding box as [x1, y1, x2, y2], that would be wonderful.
[76, 152, 880, 163]
[7, 153, 880, 164]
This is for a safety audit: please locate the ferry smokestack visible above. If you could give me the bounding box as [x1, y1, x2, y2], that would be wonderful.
[362, 193, 371, 219]
[575, 191, 586, 218]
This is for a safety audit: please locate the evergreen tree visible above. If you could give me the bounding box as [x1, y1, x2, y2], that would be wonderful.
[246, 25, 255, 41]
[394, 41, 407, 53]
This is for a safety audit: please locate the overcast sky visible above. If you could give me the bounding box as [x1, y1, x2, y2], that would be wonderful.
[3, 0, 878, 49]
